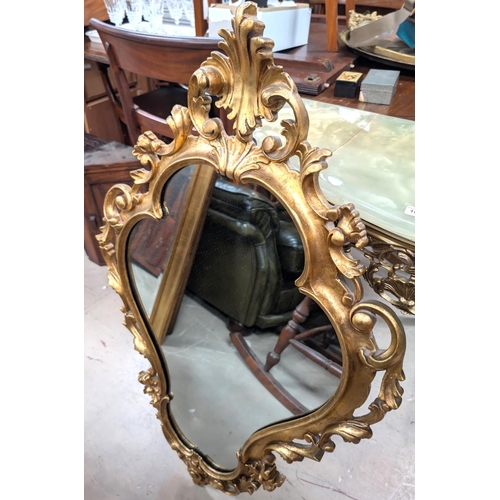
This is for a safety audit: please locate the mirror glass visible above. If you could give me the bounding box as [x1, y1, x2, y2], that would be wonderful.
[126, 167, 342, 470]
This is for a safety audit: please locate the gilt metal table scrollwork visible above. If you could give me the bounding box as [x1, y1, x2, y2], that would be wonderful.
[96, 2, 407, 495]
[360, 222, 415, 316]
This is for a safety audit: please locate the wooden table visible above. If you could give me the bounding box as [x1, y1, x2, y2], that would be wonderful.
[272, 20, 414, 120]
[84, 19, 414, 121]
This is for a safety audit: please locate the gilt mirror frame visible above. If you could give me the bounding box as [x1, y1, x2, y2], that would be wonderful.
[96, 2, 406, 495]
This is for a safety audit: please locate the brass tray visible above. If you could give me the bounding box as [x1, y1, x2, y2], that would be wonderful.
[340, 29, 415, 72]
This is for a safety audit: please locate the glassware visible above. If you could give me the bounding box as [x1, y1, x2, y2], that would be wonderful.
[148, 0, 165, 34]
[181, 0, 194, 28]
[103, 0, 125, 26]
[166, 0, 184, 33]
[125, 0, 143, 30]
[142, 0, 152, 21]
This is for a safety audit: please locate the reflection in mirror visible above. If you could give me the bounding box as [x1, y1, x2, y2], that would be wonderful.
[127, 165, 197, 319]
[127, 170, 343, 470]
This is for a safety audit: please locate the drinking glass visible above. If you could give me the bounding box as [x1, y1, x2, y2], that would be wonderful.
[125, 0, 143, 30]
[103, 0, 125, 26]
[181, 0, 194, 28]
[148, 0, 165, 34]
[142, 0, 151, 21]
[166, 0, 184, 33]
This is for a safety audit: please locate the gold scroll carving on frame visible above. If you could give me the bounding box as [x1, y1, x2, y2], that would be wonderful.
[96, 2, 407, 495]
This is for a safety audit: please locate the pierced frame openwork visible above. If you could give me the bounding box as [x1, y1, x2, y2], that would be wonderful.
[97, 3, 406, 495]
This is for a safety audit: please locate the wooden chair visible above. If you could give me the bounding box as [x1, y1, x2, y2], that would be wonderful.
[84, 0, 107, 25]
[231, 293, 343, 416]
[325, 0, 355, 52]
[89, 19, 223, 145]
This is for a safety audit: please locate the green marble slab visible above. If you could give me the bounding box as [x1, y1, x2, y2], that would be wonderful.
[254, 99, 415, 242]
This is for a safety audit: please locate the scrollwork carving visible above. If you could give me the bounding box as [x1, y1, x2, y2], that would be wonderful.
[188, 2, 307, 161]
[172, 447, 285, 495]
[267, 432, 327, 464]
[137, 366, 170, 409]
[326, 203, 369, 279]
[97, 2, 408, 495]
[363, 237, 415, 315]
[264, 421, 374, 467]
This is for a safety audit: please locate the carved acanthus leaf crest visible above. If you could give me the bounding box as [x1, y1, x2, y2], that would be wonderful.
[187, 2, 307, 162]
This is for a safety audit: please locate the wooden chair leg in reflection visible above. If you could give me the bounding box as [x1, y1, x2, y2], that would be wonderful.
[264, 296, 343, 377]
[264, 296, 314, 372]
[227, 318, 255, 337]
[229, 296, 342, 416]
[229, 331, 308, 416]
[289, 338, 342, 378]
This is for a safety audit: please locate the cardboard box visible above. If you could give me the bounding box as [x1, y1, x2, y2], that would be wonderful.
[208, 3, 311, 53]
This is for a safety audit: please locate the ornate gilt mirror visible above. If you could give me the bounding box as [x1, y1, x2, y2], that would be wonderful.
[97, 3, 406, 494]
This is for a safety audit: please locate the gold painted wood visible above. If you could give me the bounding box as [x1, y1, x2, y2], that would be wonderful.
[149, 165, 217, 343]
[97, 2, 407, 494]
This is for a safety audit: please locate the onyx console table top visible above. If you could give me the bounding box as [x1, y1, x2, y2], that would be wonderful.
[256, 99, 415, 314]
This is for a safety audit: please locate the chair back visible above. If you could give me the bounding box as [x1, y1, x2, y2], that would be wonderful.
[89, 19, 221, 143]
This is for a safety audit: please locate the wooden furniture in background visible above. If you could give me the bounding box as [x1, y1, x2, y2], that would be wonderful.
[84, 0, 108, 25]
[127, 168, 197, 278]
[85, 20, 414, 121]
[84, 133, 141, 265]
[84, 4, 151, 144]
[90, 19, 223, 144]
[264, 296, 342, 373]
[230, 293, 343, 417]
[84, 59, 145, 143]
[324, 0, 355, 52]
[309, 0, 403, 15]
[194, 0, 208, 36]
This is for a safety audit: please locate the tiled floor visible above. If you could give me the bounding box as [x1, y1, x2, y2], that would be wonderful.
[84, 253, 415, 499]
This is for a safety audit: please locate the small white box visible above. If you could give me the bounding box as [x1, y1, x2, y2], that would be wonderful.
[208, 3, 311, 53]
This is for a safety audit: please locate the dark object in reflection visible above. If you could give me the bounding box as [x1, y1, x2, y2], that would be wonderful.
[127, 169, 343, 418]
[128, 166, 196, 278]
[186, 175, 305, 333]
[230, 296, 342, 416]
